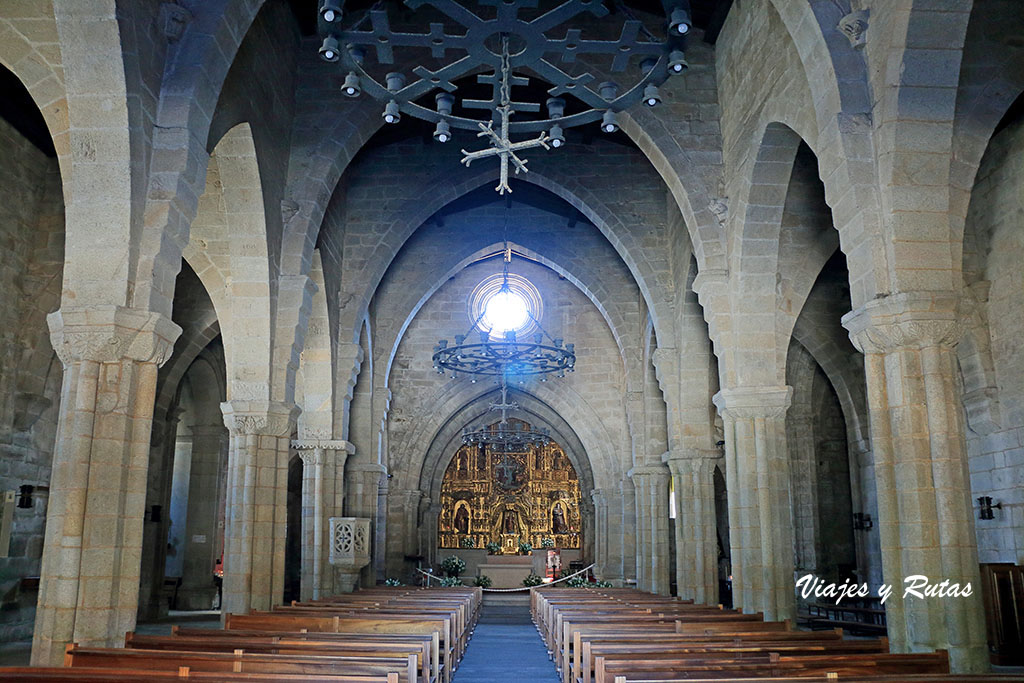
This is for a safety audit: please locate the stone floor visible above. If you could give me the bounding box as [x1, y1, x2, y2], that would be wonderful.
[453, 605, 558, 683]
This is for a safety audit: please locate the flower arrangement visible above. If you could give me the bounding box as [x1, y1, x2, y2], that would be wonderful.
[518, 540, 533, 555]
[384, 578, 403, 586]
[460, 536, 476, 548]
[540, 537, 555, 548]
[440, 555, 466, 577]
[473, 575, 493, 588]
[440, 576, 464, 587]
[522, 573, 543, 587]
[485, 541, 501, 555]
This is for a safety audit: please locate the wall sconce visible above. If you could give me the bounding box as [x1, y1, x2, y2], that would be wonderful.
[853, 512, 873, 531]
[978, 496, 1002, 520]
[17, 485, 34, 509]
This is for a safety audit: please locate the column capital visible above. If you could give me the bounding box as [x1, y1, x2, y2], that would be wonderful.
[712, 386, 792, 420]
[291, 438, 355, 454]
[628, 463, 671, 481]
[47, 305, 181, 367]
[221, 400, 299, 437]
[841, 291, 961, 354]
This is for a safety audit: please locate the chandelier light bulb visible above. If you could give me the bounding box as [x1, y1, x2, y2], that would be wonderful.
[383, 100, 401, 124]
[319, 35, 340, 62]
[342, 71, 361, 97]
[644, 83, 661, 107]
[670, 6, 691, 34]
[319, 0, 343, 23]
[601, 110, 619, 133]
[434, 119, 451, 143]
[668, 50, 688, 74]
[549, 123, 565, 148]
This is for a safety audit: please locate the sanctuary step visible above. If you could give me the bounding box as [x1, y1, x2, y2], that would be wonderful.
[477, 601, 534, 625]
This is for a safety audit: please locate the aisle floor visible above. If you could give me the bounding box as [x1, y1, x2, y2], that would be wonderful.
[453, 621, 559, 682]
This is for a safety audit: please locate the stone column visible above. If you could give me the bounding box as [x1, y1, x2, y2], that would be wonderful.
[665, 449, 720, 604]
[220, 400, 297, 615]
[618, 477, 636, 585]
[787, 412, 820, 576]
[177, 423, 228, 609]
[344, 461, 386, 587]
[842, 293, 986, 672]
[293, 438, 353, 600]
[713, 386, 795, 621]
[31, 307, 180, 666]
[590, 488, 610, 581]
[630, 465, 671, 595]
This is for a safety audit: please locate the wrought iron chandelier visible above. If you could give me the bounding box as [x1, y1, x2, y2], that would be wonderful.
[431, 247, 575, 379]
[461, 375, 552, 450]
[317, 0, 691, 193]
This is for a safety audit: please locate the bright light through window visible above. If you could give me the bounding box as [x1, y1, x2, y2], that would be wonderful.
[482, 289, 529, 333]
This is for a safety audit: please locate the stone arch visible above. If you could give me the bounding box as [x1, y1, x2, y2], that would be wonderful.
[377, 240, 637, 389]
[0, 11, 68, 183]
[183, 122, 273, 403]
[133, 0, 276, 317]
[296, 250, 335, 439]
[394, 377, 624, 493]
[766, 0, 887, 307]
[340, 166, 675, 350]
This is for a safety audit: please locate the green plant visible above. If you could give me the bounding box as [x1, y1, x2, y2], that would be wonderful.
[485, 541, 501, 555]
[460, 536, 476, 549]
[440, 555, 466, 577]
[565, 575, 614, 588]
[439, 576, 464, 587]
[540, 537, 555, 548]
[384, 578, 403, 586]
[473, 575, 493, 588]
[518, 540, 533, 555]
[522, 573, 543, 587]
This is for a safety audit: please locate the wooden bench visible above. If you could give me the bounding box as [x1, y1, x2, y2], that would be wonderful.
[593, 650, 951, 683]
[0, 668, 400, 682]
[226, 607, 455, 681]
[125, 632, 434, 683]
[65, 645, 420, 683]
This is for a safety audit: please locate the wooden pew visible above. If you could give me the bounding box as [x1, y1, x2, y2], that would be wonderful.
[0, 667, 400, 682]
[65, 645, 420, 682]
[576, 635, 887, 683]
[593, 650, 951, 683]
[124, 632, 434, 683]
[226, 611, 454, 683]
[611, 676, 1024, 683]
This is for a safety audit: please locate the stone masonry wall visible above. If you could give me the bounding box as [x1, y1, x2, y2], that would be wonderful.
[0, 116, 64, 642]
[962, 116, 1024, 565]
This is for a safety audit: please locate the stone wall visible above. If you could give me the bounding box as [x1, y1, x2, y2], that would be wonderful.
[0, 116, 64, 641]
[962, 116, 1024, 565]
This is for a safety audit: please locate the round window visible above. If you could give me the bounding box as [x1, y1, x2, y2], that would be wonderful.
[468, 273, 542, 339]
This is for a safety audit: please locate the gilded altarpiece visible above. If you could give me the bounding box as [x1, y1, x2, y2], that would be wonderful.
[438, 419, 581, 553]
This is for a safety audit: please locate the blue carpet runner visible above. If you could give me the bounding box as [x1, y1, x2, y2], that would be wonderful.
[453, 609, 559, 682]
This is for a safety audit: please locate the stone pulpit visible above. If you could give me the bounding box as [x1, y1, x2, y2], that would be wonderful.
[329, 517, 371, 592]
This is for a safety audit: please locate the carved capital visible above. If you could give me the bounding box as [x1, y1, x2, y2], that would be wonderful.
[838, 9, 869, 49]
[292, 438, 355, 454]
[221, 400, 298, 437]
[713, 386, 792, 420]
[842, 292, 962, 354]
[47, 306, 181, 367]
[628, 463, 671, 482]
[160, 2, 192, 42]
